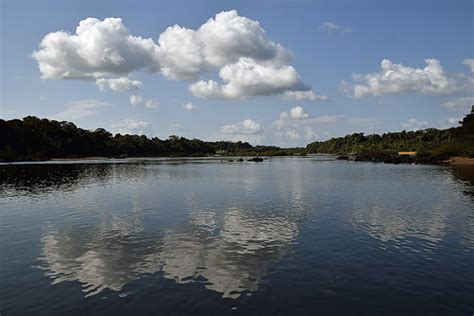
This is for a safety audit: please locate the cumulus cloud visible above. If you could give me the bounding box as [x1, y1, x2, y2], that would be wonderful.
[275, 106, 311, 130]
[158, 10, 289, 80]
[288, 106, 310, 119]
[51, 99, 110, 121]
[33, 11, 323, 100]
[190, 58, 307, 100]
[464, 58, 474, 73]
[343, 59, 462, 98]
[145, 99, 159, 109]
[32, 17, 159, 80]
[441, 96, 474, 111]
[221, 119, 263, 135]
[284, 90, 327, 101]
[401, 118, 428, 131]
[96, 77, 143, 91]
[130, 95, 143, 106]
[321, 21, 352, 34]
[111, 119, 152, 135]
[183, 102, 198, 112]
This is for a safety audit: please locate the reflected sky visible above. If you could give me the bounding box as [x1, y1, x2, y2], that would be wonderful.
[1, 159, 474, 314]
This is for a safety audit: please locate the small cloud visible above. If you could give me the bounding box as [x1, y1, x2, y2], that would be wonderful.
[96, 77, 143, 92]
[284, 128, 301, 140]
[401, 118, 428, 131]
[130, 95, 144, 106]
[183, 102, 198, 112]
[441, 96, 474, 111]
[145, 99, 159, 109]
[275, 106, 311, 130]
[221, 119, 263, 135]
[303, 126, 318, 140]
[463, 58, 474, 73]
[111, 119, 151, 135]
[284, 90, 328, 101]
[321, 21, 352, 34]
[51, 99, 110, 121]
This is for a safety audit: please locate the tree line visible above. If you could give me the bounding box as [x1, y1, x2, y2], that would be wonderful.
[1, 108, 473, 162]
[0, 116, 301, 161]
[306, 108, 474, 158]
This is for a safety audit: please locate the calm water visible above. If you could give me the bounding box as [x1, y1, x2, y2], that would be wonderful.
[1, 157, 473, 315]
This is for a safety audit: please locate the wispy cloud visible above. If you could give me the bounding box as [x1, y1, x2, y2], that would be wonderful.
[51, 99, 110, 121]
[321, 21, 352, 34]
[442, 96, 474, 111]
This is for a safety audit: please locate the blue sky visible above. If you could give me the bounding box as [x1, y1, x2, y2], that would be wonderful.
[1, 0, 473, 146]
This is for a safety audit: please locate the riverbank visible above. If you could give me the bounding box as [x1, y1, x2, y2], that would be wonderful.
[336, 152, 474, 165]
[442, 156, 474, 165]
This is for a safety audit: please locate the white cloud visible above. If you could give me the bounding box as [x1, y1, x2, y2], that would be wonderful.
[32, 17, 159, 80]
[343, 59, 462, 98]
[284, 90, 327, 101]
[96, 77, 143, 91]
[274, 107, 375, 131]
[145, 99, 159, 109]
[158, 10, 289, 80]
[221, 119, 263, 135]
[51, 99, 110, 121]
[190, 58, 307, 100]
[302, 126, 318, 140]
[289, 106, 310, 119]
[321, 21, 352, 33]
[441, 96, 474, 111]
[183, 102, 198, 112]
[32, 11, 288, 81]
[401, 118, 428, 131]
[464, 58, 474, 73]
[275, 106, 311, 129]
[111, 119, 152, 135]
[130, 95, 143, 106]
[33, 11, 323, 100]
[284, 128, 301, 140]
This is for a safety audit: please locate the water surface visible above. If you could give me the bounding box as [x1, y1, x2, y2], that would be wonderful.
[1, 157, 473, 315]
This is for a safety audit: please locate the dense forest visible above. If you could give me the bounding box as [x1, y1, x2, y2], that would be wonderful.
[306, 107, 474, 159]
[0, 116, 301, 161]
[1, 108, 473, 162]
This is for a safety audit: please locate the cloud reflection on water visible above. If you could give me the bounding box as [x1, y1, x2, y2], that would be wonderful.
[38, 206, 300, 298]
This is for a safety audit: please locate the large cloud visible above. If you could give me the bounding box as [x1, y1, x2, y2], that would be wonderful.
[33, 11, 322, 99]
[189, 58, 308, 100]
[157, 10, 290, 80]
[343, 59, 462, 98]
[32, 17, 159, 80]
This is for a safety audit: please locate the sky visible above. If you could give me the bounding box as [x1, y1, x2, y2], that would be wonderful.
[1, 0, 473, 147]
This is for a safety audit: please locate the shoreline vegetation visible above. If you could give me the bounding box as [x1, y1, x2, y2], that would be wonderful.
[306, 107, 474, 166]
[1, 107, 473, 164]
